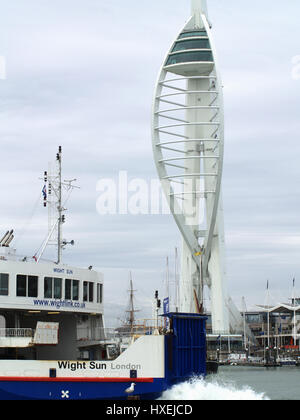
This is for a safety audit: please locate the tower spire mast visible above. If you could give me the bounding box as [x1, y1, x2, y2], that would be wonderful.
[191, 0, 208, 17]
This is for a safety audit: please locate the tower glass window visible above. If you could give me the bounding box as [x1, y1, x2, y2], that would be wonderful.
[172, 39, 210, 52]
[166, 50, 213, 66]
[178, 31, 207, 39]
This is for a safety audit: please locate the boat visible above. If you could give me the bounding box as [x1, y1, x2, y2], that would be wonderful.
[278, 357, 297, 366]
[0, 147, 207, 400]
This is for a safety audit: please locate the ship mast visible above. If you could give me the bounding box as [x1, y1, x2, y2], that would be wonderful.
[125, 272, 139, 333]
[36, 146, 78, 264]
[57, 146, 63, 264]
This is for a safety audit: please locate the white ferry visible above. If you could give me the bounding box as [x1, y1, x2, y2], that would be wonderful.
[0, 147, 207, 400]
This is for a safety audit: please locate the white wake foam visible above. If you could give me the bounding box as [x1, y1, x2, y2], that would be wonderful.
[159, 377, 269, 401]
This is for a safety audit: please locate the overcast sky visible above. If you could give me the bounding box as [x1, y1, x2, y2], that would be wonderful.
[0, 0, 300, 326]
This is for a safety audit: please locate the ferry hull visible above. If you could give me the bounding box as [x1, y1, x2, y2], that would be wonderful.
[0, 313, 207, 400]
[0, 378, 167, 400]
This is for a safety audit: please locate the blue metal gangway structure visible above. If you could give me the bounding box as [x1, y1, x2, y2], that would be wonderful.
[164, 313, 207, 384]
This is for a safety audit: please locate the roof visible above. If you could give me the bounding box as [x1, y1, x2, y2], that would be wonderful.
[256, 303, 300, 314]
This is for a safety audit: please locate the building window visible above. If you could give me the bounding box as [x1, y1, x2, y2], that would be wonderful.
[65, 279, 79, 301]
[16, 275, 38, 297]
[44, 277, 62, 299]
[97, 283, 103, 304]
[83, 281, 94, 302]
[0, 273, 8, 296]
[246, 314, 262, 323]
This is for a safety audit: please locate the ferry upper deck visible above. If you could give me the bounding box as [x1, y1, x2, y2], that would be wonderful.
[0, 247, 103, 315]
[0, 246, 105, 360]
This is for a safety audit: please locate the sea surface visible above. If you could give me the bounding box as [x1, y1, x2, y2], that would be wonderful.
[160, 366, 300, 400]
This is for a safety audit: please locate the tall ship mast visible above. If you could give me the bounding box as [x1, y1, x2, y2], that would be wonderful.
[125, 272, 139, 332]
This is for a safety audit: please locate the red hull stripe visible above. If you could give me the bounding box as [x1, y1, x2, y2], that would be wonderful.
[0, 377, 154, 383]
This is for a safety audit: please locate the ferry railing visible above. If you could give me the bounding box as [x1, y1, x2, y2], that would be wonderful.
[77, 318, 165, 343]
[0, 253, 54, 264]
[0, 328, 33, 338]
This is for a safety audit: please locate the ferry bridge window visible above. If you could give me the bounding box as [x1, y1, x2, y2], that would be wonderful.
[44, 277, 52, 298]
[65, 279, 71, 300]
[54, 278, 62, 298]
[17, 274, 26, 296]
[89, 282, 94, 302]
[44, 277, 62, 299]
[97, 283, 103, 304]
[83, 281, 87, 301]
[16, 275, 38, 297]
[73, 280, 79, 300]
[65, 279, 79, 301]
[0, 273, 8, 296]
[83, 281, 94, 302]
[28, 276, 38, 297]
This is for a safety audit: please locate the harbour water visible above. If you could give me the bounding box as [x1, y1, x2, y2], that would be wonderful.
[160, 366, 300, 400]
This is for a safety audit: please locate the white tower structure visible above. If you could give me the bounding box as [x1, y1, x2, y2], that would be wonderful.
[151, 0, 229, 333]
